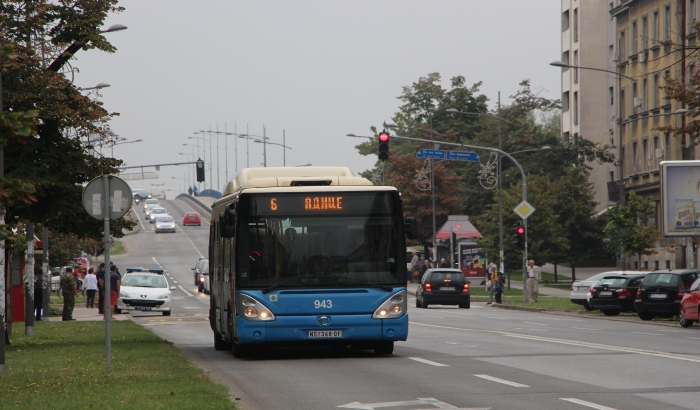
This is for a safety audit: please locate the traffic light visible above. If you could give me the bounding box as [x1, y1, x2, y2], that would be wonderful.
[512, 223, 525, 251]
[378, 131, 390, 161]
[196, 159, 205, 182]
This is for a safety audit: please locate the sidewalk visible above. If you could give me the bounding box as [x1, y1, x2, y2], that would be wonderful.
[407, 279, 570, 297]
[48, 306, 129, 322]
[540, 264, 613, 281]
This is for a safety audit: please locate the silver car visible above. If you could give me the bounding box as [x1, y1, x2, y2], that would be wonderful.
[148, 207, 168, 223]
[570, 270, 650, 310]
[143, 198, 160, 213]
[154, 215, 177, 233]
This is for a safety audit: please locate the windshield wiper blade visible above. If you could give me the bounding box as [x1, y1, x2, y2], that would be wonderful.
[262, 276, 339, 294]
[338, 281, 394, 292]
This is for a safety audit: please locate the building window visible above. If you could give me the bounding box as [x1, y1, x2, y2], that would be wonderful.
[610, 86, 614, 105]
[653, 74, 659, 109]
[562, 132, 570, 147]
[666, 260, 671, 269]
[621, 146, 627, 177]
[653, 10, 659, 42]
[664, 70, 671, 105]
[633, 82, 638, 113]
[642, 78, 648, 111]
[573, 50, 579, 83]
[642, 138, 649, 173]
[690, 0, 696, 32]
[632, 20, 638, 55]
[573, 91, 579, 125]
[632, 141, 639, 174]
[620, 89, 626, 119]
[655, 260, 659, 270]
[562, 9, 570, 31]
[664, 4, 671, 41]
[644, 261, 649, 270]
[665, 133, 671, 160]
[562, 91, 570, 111]
[562, 50, 570, 70]
[653, 135, 659, 170]
[573, 8, 579, 42]
[619, 30, 626, 61]
[642, 15, 649, 50]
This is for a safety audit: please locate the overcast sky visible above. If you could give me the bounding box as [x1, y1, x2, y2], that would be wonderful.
[75, 0, 560, 195]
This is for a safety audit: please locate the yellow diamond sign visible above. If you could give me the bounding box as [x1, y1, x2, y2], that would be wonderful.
[514, 201, 535, 219]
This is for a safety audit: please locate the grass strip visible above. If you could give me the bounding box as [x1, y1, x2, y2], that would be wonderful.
[0, 321, 238, 409]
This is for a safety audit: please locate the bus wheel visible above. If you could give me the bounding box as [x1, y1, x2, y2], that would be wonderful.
[214, 333, 231, 351]
[374, 341, 394, 355]
[232, 341, 250, 358]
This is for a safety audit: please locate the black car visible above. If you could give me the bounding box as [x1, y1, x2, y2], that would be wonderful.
[589, 274, 646, 316]
[416, 269, 470, 309]
[634, 270, 700, 320]
[192, 258, 208, 286]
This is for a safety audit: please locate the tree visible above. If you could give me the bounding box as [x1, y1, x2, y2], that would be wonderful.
[604, 191, 660, 267]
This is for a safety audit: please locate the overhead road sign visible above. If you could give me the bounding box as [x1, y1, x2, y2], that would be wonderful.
[446, 151, 480, 162]
[416, 149, 446, 159]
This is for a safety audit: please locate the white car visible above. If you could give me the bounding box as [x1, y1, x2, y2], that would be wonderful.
[117, 270, 172, 316]
[570, 270, 650, 310]
[143, 198, 160, 213]
[155, 215, 177, 233]
[148, 207, 168, 223]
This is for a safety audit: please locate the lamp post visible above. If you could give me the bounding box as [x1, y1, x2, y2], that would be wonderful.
[111, 139, 142, 157]
[254, 133, 291, 166]
[240, 131, 269, 167]
[198, 129, 214, 190]
[179, 152, 196, 187]
[79, 82, 110, 91]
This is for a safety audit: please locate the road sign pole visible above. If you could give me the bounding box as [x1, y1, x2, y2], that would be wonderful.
[103, 175, 111, 371]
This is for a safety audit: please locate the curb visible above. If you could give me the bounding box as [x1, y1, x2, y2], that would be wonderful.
[122, 208, 141, 236]
[490, 304, 544, 312]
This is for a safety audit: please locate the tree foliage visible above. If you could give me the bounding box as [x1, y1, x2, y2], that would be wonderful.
[604, 191, 660, 266]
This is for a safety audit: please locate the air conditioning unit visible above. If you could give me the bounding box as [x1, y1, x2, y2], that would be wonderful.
[638, 51, 646, 62]
[613, 53, 619, 62]
[634, 98, 643, 107]
[656, 148, 665, 158]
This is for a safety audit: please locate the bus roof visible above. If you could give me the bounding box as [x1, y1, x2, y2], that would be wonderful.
[223, 167, 372, 195]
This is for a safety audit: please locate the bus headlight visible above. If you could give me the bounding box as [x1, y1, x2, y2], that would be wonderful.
[372, 290, 407, 319]
[237, 294, 276, 322]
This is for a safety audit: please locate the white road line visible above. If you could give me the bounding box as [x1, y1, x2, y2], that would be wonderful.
[173, 281, 179, 284]
[523, 321, 547, 326]
[571, 327, 600, 331]
[175, 224, 205, 258]
[486, 316, 508, 320]
[474, 374, 529, 388]
[177, 285, 194, 297]
[687, 337, 700, 340]
[560, 398, 618, 410]
[408, 357, 449, 367]
[132, 208, 146, 231]
[152, 257, 159, 264]
[628, 332, 661, 336]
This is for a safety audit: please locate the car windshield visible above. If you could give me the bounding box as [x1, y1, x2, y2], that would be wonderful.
[152, 209, 167, 214]
[430, 272, 464, 282]
[145, 199, 159, 205]
[197, 259, 208, 269]
[122, 274, 167, 288]
[596, 278, 628, 287]
[236, 192, 405, 287]
[156, 216, 174, 223]
[645, 273, 678, 286]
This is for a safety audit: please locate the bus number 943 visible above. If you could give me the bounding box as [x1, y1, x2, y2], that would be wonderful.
[314, 300, 332, 309]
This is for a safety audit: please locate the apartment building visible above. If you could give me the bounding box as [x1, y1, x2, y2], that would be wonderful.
[560, 0, 617, 215]
[611, 0, 697, 270]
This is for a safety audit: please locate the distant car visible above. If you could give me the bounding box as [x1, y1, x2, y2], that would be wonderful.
[199, 265, 209, 293]
[154, 215, 177, 233]
[117, 271, 172, 316]
[415, 269, 470, 309]
[192, 258, 208, 286]
[50, 267, 64, 292]
[148, 207, 168, 223]
[570, 271, 647, 310]
[132, 189, 152, 201]
[588, 274, 647, 316]
[635, 270, 700, 320]
[679, 277, 700, 327]
[182, 212, 202, 226]
[143, 198, 160, 213]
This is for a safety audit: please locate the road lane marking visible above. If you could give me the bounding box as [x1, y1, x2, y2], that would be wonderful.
[687, 337, 700, 340]
[408, 357, 449, 367]
[176, 224, 205, 258]
[523, 321, 547, 326]
[132, 208, 146, 231]
[338, 398, 473, 409]
[628, 332, 661, 336]
[152, 257, 159, 264]
[173, 280, 179, 284]
[560, 398, 618, 410]
[571, 327, 600, 331]
[526, 329, 549, 332]
[410, 322, 700, 363]
[474, 374, 529, 387]
[178, 285, 194, 297]
[486, 316, 508, 320]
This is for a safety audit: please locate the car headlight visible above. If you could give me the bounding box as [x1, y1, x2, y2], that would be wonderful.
[158, 294, 169, 299]
[372, 290, 407, 319]
[237, 294, 275, 321]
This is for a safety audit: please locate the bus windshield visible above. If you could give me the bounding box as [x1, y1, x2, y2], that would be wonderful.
[236, 191, 405, 288]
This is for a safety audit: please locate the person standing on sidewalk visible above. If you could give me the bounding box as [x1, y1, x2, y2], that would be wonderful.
[527, 260, 542, 303]
[409, 251, 419, 283]
[34, 268, 44, 321]
[84, 268, 98, 308]
[494, 269, 504, 304]
[103, 265, 121, 320]
[487, 265, 498, 305]
[96, 263, 106, 314]
[60, 267, 79, 321]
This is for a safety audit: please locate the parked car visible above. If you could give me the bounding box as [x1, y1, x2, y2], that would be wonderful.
[182, 212, 202, 226]
[154, 215, 177, 233]
[148, 207, 168, 223]
[192, 258, 208, 286]
[679, 277, 700, 327]
[635, 270, 700, 320]
[415, 269, 470, 309]
[117, 271, 172, 316]
[570, 271, 646, 310]
[50, 267, 64, 293]
[199, 265, 209, 293]
[143, 198, 160, 213]
[588, 274, 647, 316]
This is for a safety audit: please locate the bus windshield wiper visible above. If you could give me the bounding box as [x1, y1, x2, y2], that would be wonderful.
[337, 281, 394, 292]
[262, 276, 342, 294]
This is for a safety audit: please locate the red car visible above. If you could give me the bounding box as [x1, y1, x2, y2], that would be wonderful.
[680, 277, 700, 327]
[182, 212, 202, 226]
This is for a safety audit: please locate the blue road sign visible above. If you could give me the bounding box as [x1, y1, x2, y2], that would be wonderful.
[416, 149, 446, 159]
[446, 151, 480, 162]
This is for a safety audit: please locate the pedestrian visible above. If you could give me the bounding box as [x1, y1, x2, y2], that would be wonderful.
[193, 185, 199, 196]
[60, 267, 79, 321]
[102, 264, 121, 320]
[487, 264, 498, 305]
[527, 259, 542, 303]
[34, 268, 44, 321]
[494, 270, 504, 305]
[419, 259, 429, 282]
[188, 186, 193, 196]
[409, 252, 419, 283]
[96, 262, 106, 314]
[84, 268, 98, 308]
[439, 258, 449, 268]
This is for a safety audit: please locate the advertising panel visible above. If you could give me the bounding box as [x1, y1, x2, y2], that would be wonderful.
[458, 242, 486, 279]
[662, 161, 700, 236]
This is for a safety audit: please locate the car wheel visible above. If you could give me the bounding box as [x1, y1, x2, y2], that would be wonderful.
[163, 310, 171, 317]
[421, 299, 429, 309]
[583, 302, 594, 311]
[601, 309, 620, 316]
[459, 301, 470, 309]
[415, 297, 420, 308]
[679, 309, 693, 328]
[374, 341, 394, 355]
[638, 312, 654, 321]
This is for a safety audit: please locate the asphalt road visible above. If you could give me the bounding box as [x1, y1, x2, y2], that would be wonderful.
[112, 198, 700, 410]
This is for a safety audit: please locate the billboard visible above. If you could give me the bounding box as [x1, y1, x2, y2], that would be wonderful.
[458, 242, 486, 279]
[662, 160, 700, 236]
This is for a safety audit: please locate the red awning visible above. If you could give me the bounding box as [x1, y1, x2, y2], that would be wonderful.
[435, 219, 482, 240]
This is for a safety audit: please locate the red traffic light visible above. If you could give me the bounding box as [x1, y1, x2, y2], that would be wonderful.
[378, 132, 390, 142]
[516, 226, 525, 235]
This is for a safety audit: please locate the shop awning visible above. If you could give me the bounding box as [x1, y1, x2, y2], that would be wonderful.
[435, 219, 482, 240]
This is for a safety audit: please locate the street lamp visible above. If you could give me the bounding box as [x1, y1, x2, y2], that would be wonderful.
[240, 131, 269, 167]
[111, 138, 142, 157]
[179, 152, 197, 187]
[80, 82, 111, 90]
[254, 136, 292, 166]
[346, 133, 373, 140]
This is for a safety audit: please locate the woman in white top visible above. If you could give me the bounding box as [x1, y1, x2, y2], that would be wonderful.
[84, 268, 99, 308]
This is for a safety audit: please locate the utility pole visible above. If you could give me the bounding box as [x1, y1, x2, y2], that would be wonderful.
[1, 51, 6, 372]
[24, 223, 34, 335]
[216, 123, 220, 191]
[42, 227, 49, 319]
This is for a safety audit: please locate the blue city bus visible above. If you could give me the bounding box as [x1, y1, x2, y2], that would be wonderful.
[208, 167, 411, 357]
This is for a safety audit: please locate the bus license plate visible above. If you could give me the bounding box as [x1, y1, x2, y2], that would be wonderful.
[599, 291, 612, 296]
[649, 294, 667, 299]
[307, 330, 342, 338]
[134, 306, 152, 311]
[441, 287, 455, 291]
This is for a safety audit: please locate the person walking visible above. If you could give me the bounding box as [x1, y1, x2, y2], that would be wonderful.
[439, 258, 449, 268]
[102, 265, 121, 320]
[96, 263, 106, 314]
[419, 259, 429, 282]
[60, 267, 79, 321]
[527, 259, 542, 303]
[193, 185, 199, 196]
[84, 268, 98, 308]
[409, 252, 419, 283]
[188, 186, 193, 196]
[487, 265, 498, 305]
[34, 268, 44, 321]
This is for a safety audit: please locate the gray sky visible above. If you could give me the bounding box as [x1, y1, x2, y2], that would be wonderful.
[76, 0, 560, 195]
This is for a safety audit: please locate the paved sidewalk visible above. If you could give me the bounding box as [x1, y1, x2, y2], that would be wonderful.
[406, 280, 570, 298]
[48, 306, 129, 322]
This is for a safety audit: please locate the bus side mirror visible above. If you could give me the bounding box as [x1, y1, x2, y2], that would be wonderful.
[404, 217, 418, 240]
[221, 202, 236, 238]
